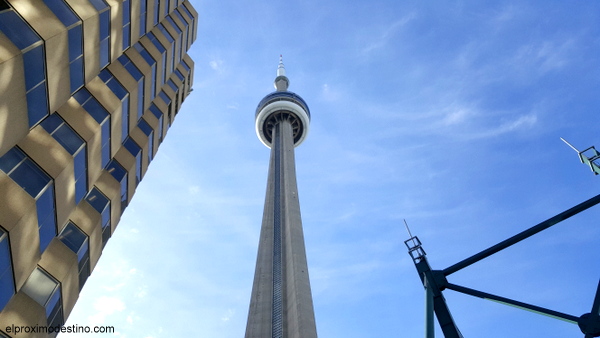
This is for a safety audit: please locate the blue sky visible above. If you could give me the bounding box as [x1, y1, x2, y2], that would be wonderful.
[64, 1, 600, 337]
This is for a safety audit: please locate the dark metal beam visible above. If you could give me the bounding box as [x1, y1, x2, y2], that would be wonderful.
[445, 282, 579, 323]
[443, 193, 600, 276]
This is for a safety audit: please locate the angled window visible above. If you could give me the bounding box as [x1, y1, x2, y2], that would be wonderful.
[164, 0, 170, 16]
[85, 188, 111, 246]
[159, 90, 171, 105]
[43, 0, 84, 94]
[58, 222, 89, 290]
[89, 0, 111, 68]
[20, 268, 63, 332]
[180, 4, 196, 41]
[149, 103, 164, 143]
[156, 23, 175, 78]
[40, 114, 88, 204]
[146, 32, 167, 85]
[165, 15, 183, 63]
[0, 229, 15, 312]
[153, 0, 159, 26]
[137, 118, 154, 163]
[166, 79, 178, 92]
[123, 137, 142, 185]
[172, 10, 190, 53]
[73, 88, 111, 168]
[0, 2, 49, 128]
[99, 69, 130, 142]
[0, 148, 56, 253]
[139, 0, 147, 37]
[133, 42, 157, 99]
[173, 68, 185, 82]
[118, 54, 145, 121]
[122, 0, 131, 50]
[105, 159, 128, 213]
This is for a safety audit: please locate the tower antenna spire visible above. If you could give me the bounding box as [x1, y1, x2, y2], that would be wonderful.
[274, 54, 289, 91]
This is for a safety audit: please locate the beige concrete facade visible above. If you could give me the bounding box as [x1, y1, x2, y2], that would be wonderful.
[0, 0, 197, 336]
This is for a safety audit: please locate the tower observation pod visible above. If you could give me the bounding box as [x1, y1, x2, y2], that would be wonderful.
[245, 57, 317, 338]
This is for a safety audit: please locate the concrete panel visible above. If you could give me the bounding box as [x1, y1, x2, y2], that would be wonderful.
[57, 99, 104, 187]
[0, 292, 47, 338]
[0, 35, 28, 157]
[130, 0, 141, 45]
[68, 202, 102, 273]
[38, 239, 78, 319]
[105, 0, 123, 61]
[11, 0, 71, 114]
[140, 36, 166, 86]
[0, 175, 40, 290]
[19, 127, 75, 228]
[141, 110, 160, 155]
[125, 48, 152, 110]
[87, 77, 122, 163]
[113, 147, 136, 203]
[93, 171, 122, 238]
[108, 62, 140, 140]
[130, 127, 149, 177]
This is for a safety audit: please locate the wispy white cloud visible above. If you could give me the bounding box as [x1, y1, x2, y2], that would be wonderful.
[88, 296, 126, 326]
[361, 13, 417, 55]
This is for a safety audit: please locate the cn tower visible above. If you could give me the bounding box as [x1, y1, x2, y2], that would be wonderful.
[245, 57, 318, 338]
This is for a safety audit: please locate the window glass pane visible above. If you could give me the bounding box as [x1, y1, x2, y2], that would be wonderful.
[167, 79, 178, 92]
[0, 148, 25, 174]
[99, 70, 129, 99]
[0, 10, 40, 50]
[89, 0, 108, 11]
[20, 268, 58, 306]
[159, 91, 171, 105]
[165, 16, 182, 34]
[0, 230, 15, 312]
[148, 103, 162, 119]
[101, 121, 110, 168]
[174, 69, 185, 82]
[74, 150, 87, 204]
[85, 188, 109, 213]
[73, 87, 91, 105]
[69, 56, 84, 94]
[106, 159, 127, 182]
[9, 159, 51, 198]
[157, 23, 174, 43]
[51, 125, 84, 155]
[99, 37, 110, 69]
[123, 24, 131, 50]
[58, 222, 87, 255]
[43, 0, 79, 27]
[137, 80, 144, 119]
[123, 137, 141, 156]
[99, 10, 110, 39]
[45, 286, 62, 321]
[23, 45, 45, 90]
[37, 186, 57, 252]
[122, 96, 130, 141]
[180, 4, 194, 21]
[26, 84, 49, 128]
[147, 32, 165, 52]
[137, 118, 153, 136]
[68, 24, 83, 61]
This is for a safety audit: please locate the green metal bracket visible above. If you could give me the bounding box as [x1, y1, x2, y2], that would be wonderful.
[561, 138, 600, 175]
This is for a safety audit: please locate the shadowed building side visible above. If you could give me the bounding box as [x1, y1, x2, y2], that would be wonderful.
[246, 58, 317, 338]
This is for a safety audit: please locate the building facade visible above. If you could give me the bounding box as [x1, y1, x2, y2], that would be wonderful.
[246, 58, 317, 338]
[0, 0, 197, 335]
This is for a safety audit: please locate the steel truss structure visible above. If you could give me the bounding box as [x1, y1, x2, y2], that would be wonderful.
[405, 143, 600, 338]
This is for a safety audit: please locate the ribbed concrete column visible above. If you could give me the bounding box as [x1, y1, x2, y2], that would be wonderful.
[246, 118, 317, 338]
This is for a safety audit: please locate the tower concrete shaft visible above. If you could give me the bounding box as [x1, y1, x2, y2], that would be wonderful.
[245, 115, 317, 338]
